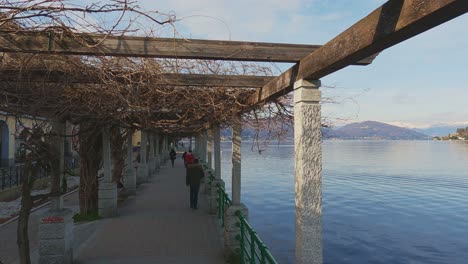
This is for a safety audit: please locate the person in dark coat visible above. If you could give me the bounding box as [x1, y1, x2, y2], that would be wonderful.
[182, 151, 187, 167]
[186, 159, 205, 209]
[169, 148, 177, 168]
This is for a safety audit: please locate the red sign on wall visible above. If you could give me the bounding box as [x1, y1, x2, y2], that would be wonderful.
[41, 216, 64, 223]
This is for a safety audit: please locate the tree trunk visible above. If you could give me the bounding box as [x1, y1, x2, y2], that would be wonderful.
[78, 124, 102, 214]
[17, 162, 36, 264]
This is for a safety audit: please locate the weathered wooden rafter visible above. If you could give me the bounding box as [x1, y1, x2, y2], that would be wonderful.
[244, 0, 468, 108]
[0, 69, 274, 88]
[0, 31, 376, 64]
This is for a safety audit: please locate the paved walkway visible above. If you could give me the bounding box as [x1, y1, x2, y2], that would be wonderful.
[75, 158, 226, 264]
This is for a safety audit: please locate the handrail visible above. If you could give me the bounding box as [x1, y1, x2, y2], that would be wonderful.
[216, 183, 231, 227]
[214, 179, 278, 264]
[236, 211, 278, 264]
[202, 162, 215, 184]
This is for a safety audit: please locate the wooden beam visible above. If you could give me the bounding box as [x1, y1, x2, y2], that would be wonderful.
[0, 31, 375, 64]
[245, 0, 468, 107]
[0, 69, 274, 88]
[161, 73, 274, 87]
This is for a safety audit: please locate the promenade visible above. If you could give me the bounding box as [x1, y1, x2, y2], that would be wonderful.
[74, 158, 225, 264]
[0, 158, 225, 264]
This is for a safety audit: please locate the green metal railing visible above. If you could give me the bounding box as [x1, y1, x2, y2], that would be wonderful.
[236, 211, 278, 264]
[217, 183, 231, 227]
[214, 183, 278, 264]
[202, 163, 215, 185]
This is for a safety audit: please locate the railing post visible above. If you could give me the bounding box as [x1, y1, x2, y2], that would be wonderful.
[209, 177, 225, 214]
[250, 229, 256, 264]
[240, 217, 245, 264]
[260, 244, 267, 264]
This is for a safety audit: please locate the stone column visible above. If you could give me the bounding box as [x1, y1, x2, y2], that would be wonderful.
[39, 121, 74, 264]
[162, 135, 167, 163]
[154, 133, 160, 171]
[194, 134, 200, 158]
[214, 124, 221, 179]
[209, 124, 223, 213]
[231, 121, 241, 205]
[207, 128, 213, 169]
[123, 129, 136, 195]
[50, 121, 65, 211]
[137, 131, 148, 183]
[64, 121, 73, 158]
[201, 130, 208, 163]
[294, 79, 322, 264]
[98, 127, 117, 217]
[148, 134, 156, 176]
[224, 116, 248, 259]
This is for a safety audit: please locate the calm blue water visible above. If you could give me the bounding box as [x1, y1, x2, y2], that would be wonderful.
[219, 140, 468, 264]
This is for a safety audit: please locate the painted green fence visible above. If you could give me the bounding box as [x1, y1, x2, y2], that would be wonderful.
[217, 183, 231, 227]
[237, 211, 278, 264]
[215, 181, 278, 264]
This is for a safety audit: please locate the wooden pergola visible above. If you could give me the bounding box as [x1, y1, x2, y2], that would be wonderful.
[1, 1, 466, 263]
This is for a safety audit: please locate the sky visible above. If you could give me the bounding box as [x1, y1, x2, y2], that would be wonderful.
[89, 0, 468, 128]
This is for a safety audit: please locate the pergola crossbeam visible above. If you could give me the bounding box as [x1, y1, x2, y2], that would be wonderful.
[244, 0, 468, 108]
[0, 70, 275, 88]
[0, 31, 375, 64]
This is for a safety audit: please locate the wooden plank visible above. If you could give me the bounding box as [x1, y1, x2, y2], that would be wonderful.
[0, 31, 375, 64]
[0, 69, 274, 87]
[245, 0, 468, 107]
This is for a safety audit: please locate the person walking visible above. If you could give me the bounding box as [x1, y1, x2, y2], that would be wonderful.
[169, 148, 177, 168]
[182, 151, 187, 167]
[186, 159, 205, 209]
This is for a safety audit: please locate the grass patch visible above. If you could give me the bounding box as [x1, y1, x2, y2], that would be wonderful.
[73, 212, 101, 223]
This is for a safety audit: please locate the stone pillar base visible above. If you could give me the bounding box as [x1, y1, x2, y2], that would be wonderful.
[98, 182, 117, 218]
[123, 168, 136, 196]
[224, 203, 249, 260]
[137, 164, 148, 184]
[39, 209, 74, 264]
[209, 179, 225, 214]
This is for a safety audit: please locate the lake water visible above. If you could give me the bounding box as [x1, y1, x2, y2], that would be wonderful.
[219, 140, 468, 264]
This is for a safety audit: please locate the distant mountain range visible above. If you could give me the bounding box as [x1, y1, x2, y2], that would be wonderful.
[219, 120, 468, 140]
[323, 121, 430, 140]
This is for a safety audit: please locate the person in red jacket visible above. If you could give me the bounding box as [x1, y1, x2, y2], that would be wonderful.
[184, 149, 195, 167]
